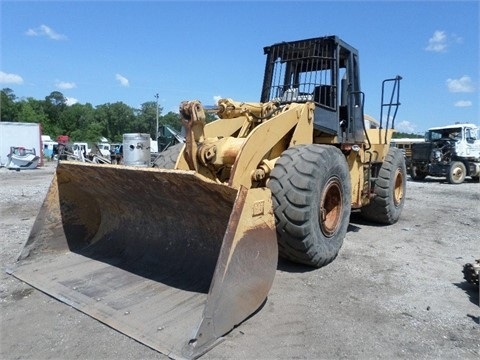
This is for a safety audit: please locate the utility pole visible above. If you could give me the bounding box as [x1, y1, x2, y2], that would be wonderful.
[154, 93, 159, 141]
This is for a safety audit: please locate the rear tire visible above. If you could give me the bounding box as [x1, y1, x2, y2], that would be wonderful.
[152, 143, 183, 169]
[447, 161, 466, 184]
[268, 145, 351, 268]
[361, 147, 406, 224]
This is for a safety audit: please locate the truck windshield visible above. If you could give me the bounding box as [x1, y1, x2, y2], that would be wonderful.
[427, 128, 462, 141]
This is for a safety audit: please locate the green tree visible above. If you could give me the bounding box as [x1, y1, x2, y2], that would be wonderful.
[393, 132, 423, 139]
[84, 121, 105, 143]
[95, 102, 136, 142]
[1, 88, 19, 121]
[159, 111, 182, 131]
[17, 101, 37, 122]
[135, 101, 162, 138]
[45, 91, 67, 106]
[59, 103, 95, 141]
[43, 91, 67, 135]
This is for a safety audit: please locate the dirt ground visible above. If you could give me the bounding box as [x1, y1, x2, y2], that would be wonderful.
[1, 162, 479, 360]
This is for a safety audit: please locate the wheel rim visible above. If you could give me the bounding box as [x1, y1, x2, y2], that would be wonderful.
[451, 165, 464, 182]
[393, 168, 404, 206]
[319, 178, 343, 237]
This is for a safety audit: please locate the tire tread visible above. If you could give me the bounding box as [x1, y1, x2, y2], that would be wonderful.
[268, 145, 351, 267]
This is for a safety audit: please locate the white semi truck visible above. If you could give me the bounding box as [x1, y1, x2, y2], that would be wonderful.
[410, 123, 480, 184]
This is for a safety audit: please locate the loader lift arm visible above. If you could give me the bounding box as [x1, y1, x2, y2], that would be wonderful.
[177, 98, 315, 190]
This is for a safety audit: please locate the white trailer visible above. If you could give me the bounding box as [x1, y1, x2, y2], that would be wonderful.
[0, 122, 43, 167]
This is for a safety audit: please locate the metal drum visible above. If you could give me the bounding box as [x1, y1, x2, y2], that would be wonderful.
[123, 133, 151, 167]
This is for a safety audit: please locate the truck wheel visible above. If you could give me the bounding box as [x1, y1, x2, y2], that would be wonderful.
[152, 143, 183, 168]
[268, 145, 351, 268]
[447, 161, 466, 184]
[410, 164, 427, 181]
[361, 147, 406, 224]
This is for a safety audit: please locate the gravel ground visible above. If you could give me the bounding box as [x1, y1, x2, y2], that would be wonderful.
[0, 162, 479, 360]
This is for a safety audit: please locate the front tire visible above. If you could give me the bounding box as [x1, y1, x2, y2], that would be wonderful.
[268, 145, 351, 268]
[410, 164, 427, 181]
[361, 147, 406, 224]
[447, 161, 466, 184]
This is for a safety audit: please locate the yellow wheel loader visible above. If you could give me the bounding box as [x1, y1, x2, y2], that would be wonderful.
[8, 36, 405, 359]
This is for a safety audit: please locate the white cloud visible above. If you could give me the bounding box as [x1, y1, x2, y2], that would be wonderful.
[25, 24, 67, 40]
[213, 95, 222, 104]
[454, 100, 472, 107]
[446, 76, 475, 93]
[55, 80, 76, 90]
[425, 30, 447, 52]
[115, 74, 129, 87]
[425, 30, 465, 53]
[395, 120, 417, 133]
[0, 71, 24, 84]
[65, 97, 79, 106]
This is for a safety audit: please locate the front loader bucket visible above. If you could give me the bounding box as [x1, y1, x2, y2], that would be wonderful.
[8, 161, 278, 359]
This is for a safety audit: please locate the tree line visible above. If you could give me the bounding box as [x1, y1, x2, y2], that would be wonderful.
[0, 88, 191, 144]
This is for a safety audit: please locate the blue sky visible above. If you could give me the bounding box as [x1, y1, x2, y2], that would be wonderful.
[1, 0, 478, 134]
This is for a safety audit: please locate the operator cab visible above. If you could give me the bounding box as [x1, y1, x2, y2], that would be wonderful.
[261, 36, 363, 143]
